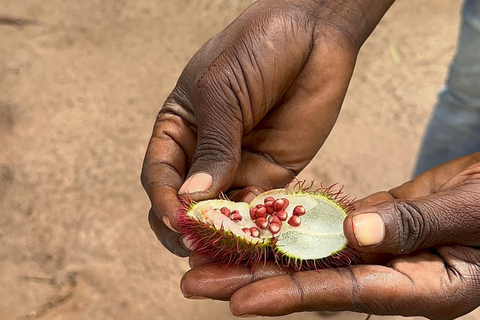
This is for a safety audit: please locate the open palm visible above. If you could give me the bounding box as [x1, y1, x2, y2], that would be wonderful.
[181, 154, 480, 319]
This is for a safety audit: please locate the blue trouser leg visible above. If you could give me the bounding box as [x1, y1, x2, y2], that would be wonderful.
[413, 0, 480, 177]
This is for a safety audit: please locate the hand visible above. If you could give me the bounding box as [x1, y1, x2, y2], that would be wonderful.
[180, 153, 480, 320]
[141, 0, 394, 256]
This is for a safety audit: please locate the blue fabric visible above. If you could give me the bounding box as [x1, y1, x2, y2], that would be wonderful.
[413, 0, 480, 176]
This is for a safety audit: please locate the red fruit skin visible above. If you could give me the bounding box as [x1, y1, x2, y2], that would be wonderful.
[255, 217, 268, 229]
[281, 198, 289, 210]
[274, 210, 288, 221]
[288, 215, 301, 227]
[178, 209, 270, 271]
[293, 205, 306, 216]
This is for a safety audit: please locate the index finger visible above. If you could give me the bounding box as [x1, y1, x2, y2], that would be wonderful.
[141, 108, 197, 229]
[227, 254, 445, 318]
[389, 152, 480, 199]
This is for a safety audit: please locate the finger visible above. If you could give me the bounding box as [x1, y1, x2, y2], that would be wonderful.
[226, 186, 264, 203]
[178, 11, 322, 200]
[241, 37, 355, 175]
[180, 262, 288, 301]
[141, 110, 197, 230]
[148, 209, 190, 257]
[177, 109, 243, 201]
[230, 151, 296, 191]
[227, 252, 454, 318]
[235, 38, 356, 191]
[390, 152, 480, 199]
[229, 267, 368, 316]
[352, 191, 393, 210]
[344, 183, 480, 254]
[188, 252, 218, 269]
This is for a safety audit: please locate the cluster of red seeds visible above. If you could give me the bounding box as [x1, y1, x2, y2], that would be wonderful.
[217, 207, 242, 221]
[248, 196, 306, 237]
[214, 197, 306, 238]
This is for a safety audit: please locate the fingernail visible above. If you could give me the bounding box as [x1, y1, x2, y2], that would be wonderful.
[162, 215, 174, 231]
[179, 173, 213, 194]
[352, 213, 385, 246]
[182, 237, 195, 250]
[243, 192, 256, 204]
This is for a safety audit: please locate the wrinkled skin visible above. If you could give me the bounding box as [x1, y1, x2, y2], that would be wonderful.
[142, 0, 362, 256]
[181, 153, 480, 320]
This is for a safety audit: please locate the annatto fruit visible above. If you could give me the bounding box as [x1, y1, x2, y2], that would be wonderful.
[179, 182, 358, 271]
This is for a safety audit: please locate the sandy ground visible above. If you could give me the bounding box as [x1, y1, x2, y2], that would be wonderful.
[0, 1, 478, 320]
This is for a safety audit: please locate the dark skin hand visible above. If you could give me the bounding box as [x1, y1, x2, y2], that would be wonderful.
[141, 0, 393, 256]
[142, 1, 480, 318]
[181, 153, 480, 320]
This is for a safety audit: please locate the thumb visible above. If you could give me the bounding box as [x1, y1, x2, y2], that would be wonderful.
[178, 105, 243, 200]
[343, 188, 480, 255]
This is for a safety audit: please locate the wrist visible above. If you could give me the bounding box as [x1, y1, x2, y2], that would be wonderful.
[258, 0, 394, 51]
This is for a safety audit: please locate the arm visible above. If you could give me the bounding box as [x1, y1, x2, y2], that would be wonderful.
[141, 0, 394, 255]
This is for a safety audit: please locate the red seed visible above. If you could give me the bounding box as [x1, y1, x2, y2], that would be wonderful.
[274, 198, 289, 212]
[255, 217, 268, 229]
[255, 206, 267, 218]
[273, 199, 284, 212]
[264, 196, 275, 204]
[249, 227, 260, 238]
[293, 205, 306, 216]
[268, 215, 282, 226]
[249, 207, 257, 220]
[269, 222, 281, 234]
[264, 201, 275, 215]
[220, 207, 231, 217]
[274, 210, 288, 221]
[230, 210, 242, 221]
[288, 215, 301, 227]
[242, 228, 251, 236]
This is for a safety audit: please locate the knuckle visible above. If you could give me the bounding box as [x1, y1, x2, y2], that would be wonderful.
[393, 201, 436, 253]
[194, 53, 243, 115]
[288, 273, 307, 304]
[194, 129, 239, 164]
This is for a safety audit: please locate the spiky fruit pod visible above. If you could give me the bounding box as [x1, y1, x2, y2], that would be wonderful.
[178, 182, 358, 271]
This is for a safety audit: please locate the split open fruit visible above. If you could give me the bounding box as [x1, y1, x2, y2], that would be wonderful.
[179, 184, 357, 271]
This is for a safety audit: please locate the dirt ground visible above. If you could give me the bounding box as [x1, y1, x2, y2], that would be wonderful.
[0, 1, 478, 320]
